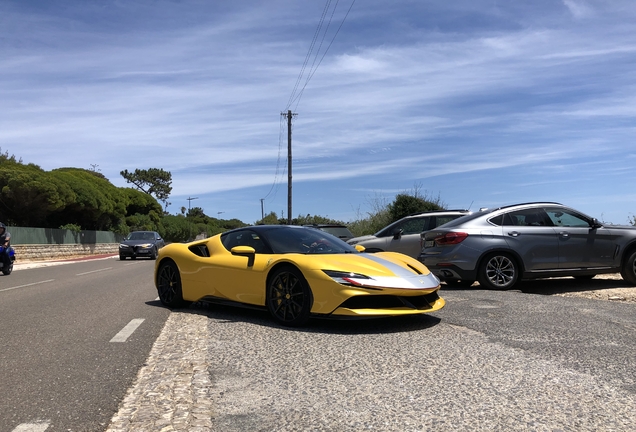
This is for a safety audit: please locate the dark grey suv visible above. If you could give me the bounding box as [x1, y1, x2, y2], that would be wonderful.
[419, 202, 636, 289]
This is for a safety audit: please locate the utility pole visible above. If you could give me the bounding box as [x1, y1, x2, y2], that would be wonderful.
[260, 198, 265, 220]
[282, 110, 297, 225]
[187, 196, 198, 212]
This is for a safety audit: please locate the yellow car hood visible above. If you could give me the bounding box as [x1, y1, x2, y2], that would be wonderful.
[301, 251, 440, 290]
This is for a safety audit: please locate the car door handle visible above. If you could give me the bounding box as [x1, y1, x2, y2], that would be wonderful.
[559, 231, 570, 238]
[508, 231, 519, 237]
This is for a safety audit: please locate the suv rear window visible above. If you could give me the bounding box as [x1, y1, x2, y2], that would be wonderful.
[318, 226, 354, 239]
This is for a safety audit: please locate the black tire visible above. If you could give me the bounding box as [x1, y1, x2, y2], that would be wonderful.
[156, 260, 190, 308]
[621, 250, 636, 285]
[150, 247, 158, 260]
[266, 266, 312, 326]
[119, 255, 126, 260]
[478, 253, 519, 290]
[444, 279, 475, 288]
[2, 262, 12, 275]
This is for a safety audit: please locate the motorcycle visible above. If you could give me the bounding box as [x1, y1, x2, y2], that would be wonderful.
[0, 245, 15, 275]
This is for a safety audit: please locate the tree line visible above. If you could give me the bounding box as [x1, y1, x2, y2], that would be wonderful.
[0, 148, 449, 242]
[0, 149, 244, 242]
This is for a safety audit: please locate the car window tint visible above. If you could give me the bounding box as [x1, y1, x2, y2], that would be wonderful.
[545, 208, 590, 227]
[221, 230, 269, 253]
[502, 209, 551, 226]
[433, 215, 459, 228]
[376, 222, 399, 237]
[265, 228, 355, 254]
[400, 217, 429, 235]
[489, 214, 504, 226]
[444, 209, 495, 227]
[129, 232, 146, 240]
[320, 227, 353, 239]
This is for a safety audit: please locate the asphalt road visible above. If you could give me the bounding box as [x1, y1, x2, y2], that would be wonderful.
[191, 284, 636, 431]
[3, 257, 636, 431]
[0, 257, 170, 432]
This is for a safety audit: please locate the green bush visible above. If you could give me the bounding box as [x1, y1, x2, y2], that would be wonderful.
[59, 223, 82, 233]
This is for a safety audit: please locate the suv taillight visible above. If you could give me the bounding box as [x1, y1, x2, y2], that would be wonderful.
[435, 232, 468, 245]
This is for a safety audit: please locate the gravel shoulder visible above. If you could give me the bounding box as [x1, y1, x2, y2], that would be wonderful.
[554, 275, 636, 303]
[506, 273, 636, 303]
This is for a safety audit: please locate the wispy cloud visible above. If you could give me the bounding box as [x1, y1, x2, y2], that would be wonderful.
[1, 0, 635, 223]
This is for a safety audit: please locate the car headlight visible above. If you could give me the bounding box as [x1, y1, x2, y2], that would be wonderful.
[119, 244, 129, 249]
[323, 270, 372, 286]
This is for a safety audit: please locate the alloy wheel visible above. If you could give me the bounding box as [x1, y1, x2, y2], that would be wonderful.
[267, 268, 311, 326]
[157, 262, 179, 305]
[483, 255, 516, 289]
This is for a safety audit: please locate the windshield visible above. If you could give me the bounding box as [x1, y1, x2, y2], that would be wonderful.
[127, 232, 155, 241]
[265, 227, 358, 254]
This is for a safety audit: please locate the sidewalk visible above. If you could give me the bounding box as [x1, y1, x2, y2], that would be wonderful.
[13, 253, 119, 270]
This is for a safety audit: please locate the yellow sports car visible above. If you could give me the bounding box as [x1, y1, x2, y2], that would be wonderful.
[155, 225, 445, 326]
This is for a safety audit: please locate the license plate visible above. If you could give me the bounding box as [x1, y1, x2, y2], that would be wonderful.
[424, 240, 434, 248]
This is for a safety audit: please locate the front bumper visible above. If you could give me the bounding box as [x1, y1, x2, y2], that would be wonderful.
[119, 246, 155, 258]
[330, 292, 445, 317]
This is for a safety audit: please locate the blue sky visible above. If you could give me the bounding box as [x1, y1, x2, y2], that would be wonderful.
[2, 0, 635, 225]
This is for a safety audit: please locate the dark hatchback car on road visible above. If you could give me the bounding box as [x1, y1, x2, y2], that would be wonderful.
[419, 202, 636, 290]
[119, 231, 165, 260]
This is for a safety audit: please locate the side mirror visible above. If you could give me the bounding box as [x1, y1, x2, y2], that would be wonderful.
[591, 218, 603, 229]
[231, 245, 256, 266]
[392, 228, 403, 239]
[354, 244, 366, 252]
[231, 245, 256, 256]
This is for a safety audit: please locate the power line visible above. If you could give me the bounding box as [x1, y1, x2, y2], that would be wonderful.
[261, 114, 288, 201]
[265, 0, 355, 217]
[285, 1, 332, 111]
[293, 0, 356, 110]
[287, 0, 357, 110]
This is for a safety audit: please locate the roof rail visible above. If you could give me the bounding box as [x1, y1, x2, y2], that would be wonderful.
[405, 209, 471, 217]
[492, 202, 563, 211]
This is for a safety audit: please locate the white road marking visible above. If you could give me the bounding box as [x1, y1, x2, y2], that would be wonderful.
[75, 267, 112, 276]
[12, 422, 49, 432]
[110, 319, 145, 343]
[0, 280, 55, 293]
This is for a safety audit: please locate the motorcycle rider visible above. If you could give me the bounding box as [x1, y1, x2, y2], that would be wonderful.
[0, 222, 11, 269]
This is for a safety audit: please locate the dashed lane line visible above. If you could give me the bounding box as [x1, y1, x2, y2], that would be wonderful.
[0, 280, 55, 293]
[110, 318, 145, 343]
[75, 267, 112, 276]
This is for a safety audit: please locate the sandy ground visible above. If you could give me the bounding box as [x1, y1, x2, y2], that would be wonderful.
[441, 273, 636, 304]
[550, 273, 636, 303]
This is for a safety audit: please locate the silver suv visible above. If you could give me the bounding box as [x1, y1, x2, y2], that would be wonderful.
[347, 210, 471, 258]
[419, 202, 636, 289]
